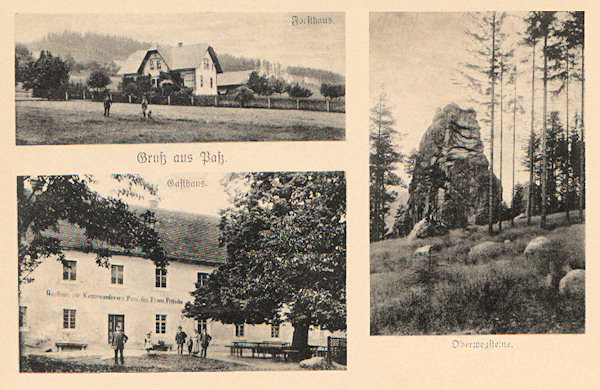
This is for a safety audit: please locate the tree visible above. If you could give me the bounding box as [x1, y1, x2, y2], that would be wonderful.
[21, 50, 70, 99]
[287, 83, 313, 98]
[320, 83, 345, 99]
[525, 11, 558, 229]
[457, 12, 506, 234]
[183, 172, 346, 360]
[247, 71, 272, 96]
[17, 175, 166, 292]
[15, 44, 33, 85]
[232, 86, 255, 107]
[268, 76, 288, 96]
[370, 93, 404, 241]
[86, 69, 111, 94]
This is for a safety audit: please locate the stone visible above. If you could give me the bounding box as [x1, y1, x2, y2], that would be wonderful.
[407, 218, 430, 240]
[413, 245, 432, 257]
[468, 241, 503, 262]
[559, 269, 585, 297]
[524, 236, 551, 256]
[299, 356, 328, 369]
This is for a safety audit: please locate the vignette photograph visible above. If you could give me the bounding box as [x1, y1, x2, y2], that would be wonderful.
[14, 13, 346, 145]
[18, 172, 346, 372]
[370, 12, 585, 335]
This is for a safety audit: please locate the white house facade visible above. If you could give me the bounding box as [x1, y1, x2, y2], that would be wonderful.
[19, 207, 343, 352]
[118, 43, 223, 95]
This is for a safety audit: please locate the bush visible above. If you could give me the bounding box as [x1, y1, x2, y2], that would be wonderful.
[287, 83, 313, 98]
[233, 86, 255, 107]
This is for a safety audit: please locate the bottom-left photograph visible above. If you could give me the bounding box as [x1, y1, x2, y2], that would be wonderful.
[17, 172, 347, 372]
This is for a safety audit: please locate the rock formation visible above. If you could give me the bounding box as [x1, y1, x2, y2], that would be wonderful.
[404, 103, 500, 234]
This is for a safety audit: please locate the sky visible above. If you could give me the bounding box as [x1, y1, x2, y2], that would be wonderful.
[370, 12, 583, 203]
[15, 12, 345, 75]
[90, 172, 232, 217]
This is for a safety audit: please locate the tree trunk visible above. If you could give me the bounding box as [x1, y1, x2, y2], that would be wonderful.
[488, 12, 496, 235]
[541, 32, 548, 229]
[291, 322, 311, 361]
[511, 68, 517, 227]
[528, 43, 535, 225]
[565, 54, 570, 221]
[579, 42, 585, 221]
[498, 59, 504, 233]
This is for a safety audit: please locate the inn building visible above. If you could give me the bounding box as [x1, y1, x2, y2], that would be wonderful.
[19, 207, 341, 351]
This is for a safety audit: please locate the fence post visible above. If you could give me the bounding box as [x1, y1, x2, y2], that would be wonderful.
[268, 97, 271, 109]
[326, 100, 330, 112]
[128, 95, 132, 104]
[168, 95, 171, 105]
[214, 95, 218, 107]
[65, 91, 69, 101]
[296, 99, 300, 110]
[191, 95, 194, 105]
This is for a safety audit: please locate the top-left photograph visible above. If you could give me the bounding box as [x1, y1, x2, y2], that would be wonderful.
[15, 13, 346, 145]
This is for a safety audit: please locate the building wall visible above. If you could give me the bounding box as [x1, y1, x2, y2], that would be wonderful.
[141, 52, 167, 88]
[19, 250, 344, 350]
[194, 51, 218, 95]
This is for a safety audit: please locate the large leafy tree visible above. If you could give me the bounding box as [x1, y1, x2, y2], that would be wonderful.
[21, 50, 70, 99]
[370, 93, 403, 241]
[15, 44, 34, 85]
[18, 175, 166, 292]
[86, 68, 111, 93]
[184, 172, 346, 360]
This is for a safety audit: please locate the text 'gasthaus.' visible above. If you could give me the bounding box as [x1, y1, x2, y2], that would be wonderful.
[136, 151, 226, 166]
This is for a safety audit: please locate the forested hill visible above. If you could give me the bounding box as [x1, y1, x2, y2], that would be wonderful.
[20, 31, 345, 83]
[22, 31, 151, 64]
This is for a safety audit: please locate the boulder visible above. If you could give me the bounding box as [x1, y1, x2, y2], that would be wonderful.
[413, 245, 432, 257]
[299, 356, 328, 369]
[407, 218, 430, 240]
[559, 269, 585, 297]
[524, 236, 551, 256]
[468, 241, 503, 262]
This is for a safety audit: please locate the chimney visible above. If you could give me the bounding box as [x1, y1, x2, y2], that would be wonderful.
[178, 42, 183, 47]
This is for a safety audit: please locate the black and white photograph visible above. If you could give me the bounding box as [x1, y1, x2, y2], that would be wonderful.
[370, 12, 585, 335]
[18, 172, 346, 372]
[15, 13, 345, 145]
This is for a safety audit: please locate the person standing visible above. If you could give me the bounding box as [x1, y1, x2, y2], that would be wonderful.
[144, 331, 153, 352]
[141, 96, 148, 118]
[200, 328, 212, 358]
[112, 325, 128, 365]
[103, 95, 112, 117]
[175, 326, 187, 355]
[191, 329, 201, 356]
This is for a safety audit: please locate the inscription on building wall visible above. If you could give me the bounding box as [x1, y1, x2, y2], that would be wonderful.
[45, 290, 184, 305]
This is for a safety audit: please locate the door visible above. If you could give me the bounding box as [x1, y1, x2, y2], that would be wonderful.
[108, 314, 125, 344]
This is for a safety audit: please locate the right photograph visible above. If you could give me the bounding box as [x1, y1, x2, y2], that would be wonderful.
[370, 12, 585, 335]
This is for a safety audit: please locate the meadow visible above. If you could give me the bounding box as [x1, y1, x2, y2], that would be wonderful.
[371, 212, 585, 335]
[15, 100, 345, 145]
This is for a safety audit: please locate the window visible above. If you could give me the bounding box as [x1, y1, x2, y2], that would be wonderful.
[63, 309, 76, 329]
[210, 77, 213, 88]
[235, 324, 245, 338]
[111, 265, 124, 285]
[19, 306, 27, 328]
[197, 272, 209, 287]
[271, 324, 280, 338]
[203, 58, 210, 70]
[150, 59, 155, 70]
[62, 260, 76, 281]
[197, 319, 207, 333]
[155, 267, 167, 288]
[155, 314, 166, 334]
[156, 60, 161, 69]
[200, 75, 203, 88]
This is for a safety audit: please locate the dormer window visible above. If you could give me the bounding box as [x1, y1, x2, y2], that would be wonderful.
[63, 260, 77, 281]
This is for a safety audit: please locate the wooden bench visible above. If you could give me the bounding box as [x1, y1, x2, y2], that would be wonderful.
[55, 342, 88, 351]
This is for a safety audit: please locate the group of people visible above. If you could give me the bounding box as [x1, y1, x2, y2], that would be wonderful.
[175, 326, 212, 358]
[102, 95, 150, 118]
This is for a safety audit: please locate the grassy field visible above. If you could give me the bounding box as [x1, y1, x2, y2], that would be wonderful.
[371, 212, 585, 335]
[16, 100, 345, 144]
[20, 354, 249, 372]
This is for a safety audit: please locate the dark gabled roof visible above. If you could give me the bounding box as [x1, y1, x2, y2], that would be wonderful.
[43, 207, 227, 266]
[117, 44, 223, 75]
